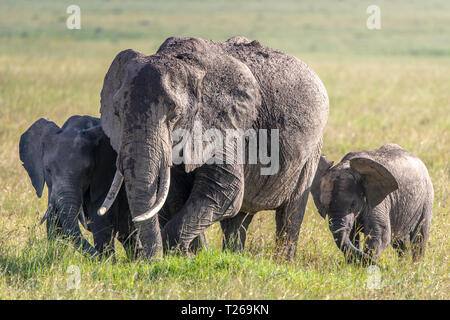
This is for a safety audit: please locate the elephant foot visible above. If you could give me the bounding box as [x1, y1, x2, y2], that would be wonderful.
[132, 217, 163, 260]
[344, 250, 376, 266]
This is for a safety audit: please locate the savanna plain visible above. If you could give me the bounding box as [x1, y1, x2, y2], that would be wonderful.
[0, 0, 448, 299]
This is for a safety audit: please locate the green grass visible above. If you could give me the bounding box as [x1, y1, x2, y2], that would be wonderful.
[0, 0, 449, 299]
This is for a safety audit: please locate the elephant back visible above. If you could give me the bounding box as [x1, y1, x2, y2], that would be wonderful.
[222, 36, 329, 162]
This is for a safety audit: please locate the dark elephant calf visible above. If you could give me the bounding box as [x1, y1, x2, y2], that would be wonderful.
[311, 143, 433, 264]
[20, 115, 139, 258]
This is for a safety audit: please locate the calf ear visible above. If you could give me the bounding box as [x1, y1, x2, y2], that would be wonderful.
[350, 157, 398, 208]
[90, 132, 117, 203]
[311, 156, 334, 211]
[19, 118, 59, 198]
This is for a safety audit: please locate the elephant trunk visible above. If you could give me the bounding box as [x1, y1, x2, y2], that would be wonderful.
[132, 161, 170, 223]
[119, 126, 171, 259]
[53, 196, 97, 256]
[329, 214, 370, 264]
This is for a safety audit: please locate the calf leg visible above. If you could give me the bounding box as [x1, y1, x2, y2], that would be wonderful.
[363, 216, 391, 263]
[349, 222, 363, 249]
[392, 237, 409, 258]
[411, 207, 432, 261]
[89, 212, 116, 258]
[82, 198, 115, 258]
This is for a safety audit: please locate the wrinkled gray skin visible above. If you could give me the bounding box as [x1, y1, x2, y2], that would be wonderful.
[20, 115, 139, 257]
[311, 144, 433, 264]
[100, 36, 329, 260]
[20, 115, 206, 257]
[157, 164, 207, 254]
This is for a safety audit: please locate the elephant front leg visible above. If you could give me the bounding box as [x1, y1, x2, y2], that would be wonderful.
[162, 164, 244, 254]
[362, 220, 391, 264]
[220, 211, 254, 252]
[349, 222, 364, 249]
[188, 232, 208, 253]
[346, 222, 364, 264]
[90, 214, 116, 258]
[84, 200, 116, 258]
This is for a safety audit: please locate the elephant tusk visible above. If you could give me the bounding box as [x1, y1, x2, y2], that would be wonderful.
[79, 207, 88, 230]
[133, 165, 171, 223]
[98, 170, 124, 216]
[40, 204, 54, 225]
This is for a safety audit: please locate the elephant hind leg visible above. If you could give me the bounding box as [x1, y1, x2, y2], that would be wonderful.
[275, 151, 320, 261]
[411, 230, 426, 261]
[275, 191, 308, 261]
[410, 207, 432, 261]
[220, 211, 254, 252]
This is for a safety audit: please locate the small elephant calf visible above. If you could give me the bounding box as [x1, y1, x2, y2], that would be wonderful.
[311, 143, 433, 264]
[20, 115, 139, 257]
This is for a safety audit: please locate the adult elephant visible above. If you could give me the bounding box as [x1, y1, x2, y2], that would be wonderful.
[99, 36, 329, 259]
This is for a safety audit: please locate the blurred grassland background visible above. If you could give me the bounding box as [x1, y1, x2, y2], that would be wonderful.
[0, 0, 448, 299]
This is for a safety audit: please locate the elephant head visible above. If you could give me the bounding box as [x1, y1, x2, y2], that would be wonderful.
[19, 115, 116, 256]
[99, 37, 261, 258]
[310, 154, 398, 263]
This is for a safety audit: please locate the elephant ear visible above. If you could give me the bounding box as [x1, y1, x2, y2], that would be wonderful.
[350, 157, 399, 208]
[100, 49, 146, 153]
[311, 155, 334, 217]
[86, 126, 118, 203]
[19, 118, 60, 198]
[161, 41, 261, 172]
